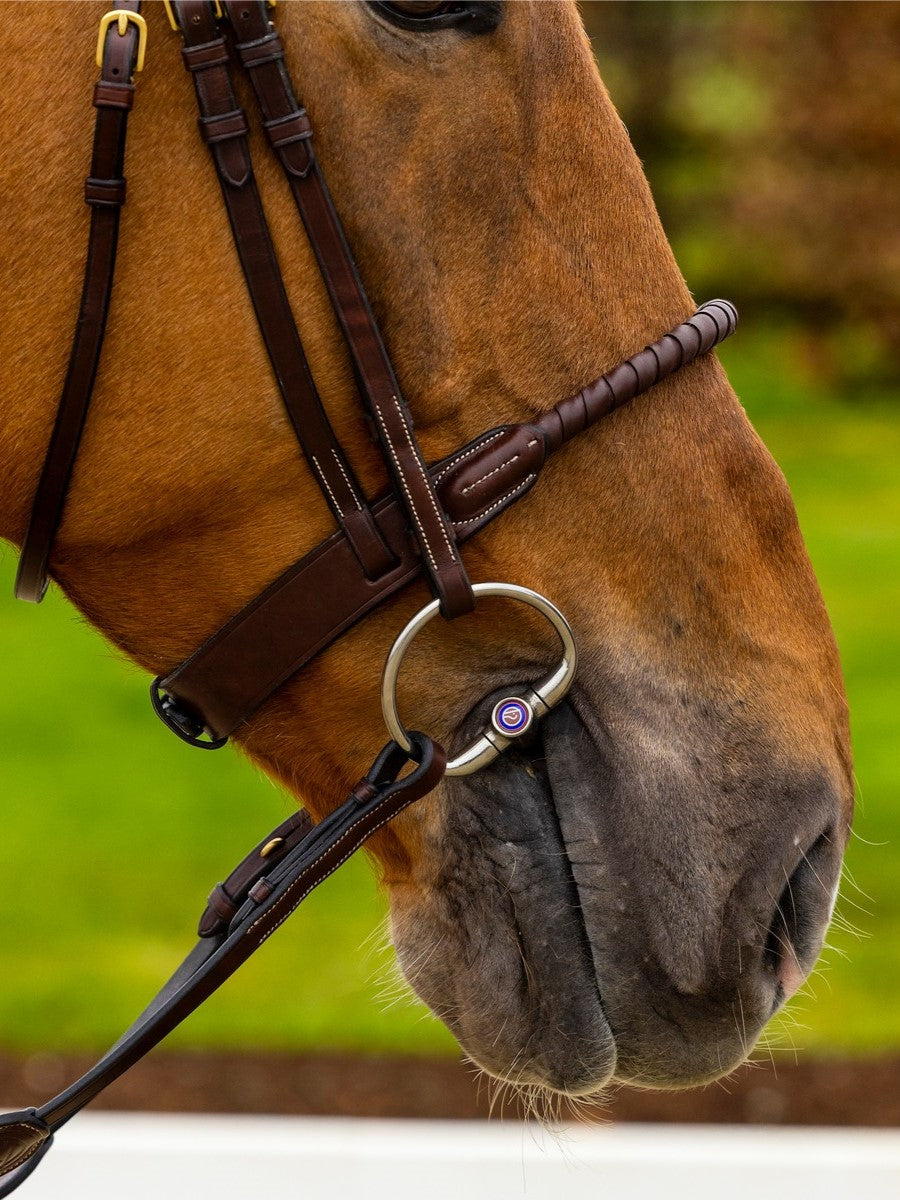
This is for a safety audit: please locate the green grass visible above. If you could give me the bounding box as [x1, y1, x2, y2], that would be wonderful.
[718, 327, 900, 1057]
[0, 325, 897, 1062]
[0, 553, 455, 1058]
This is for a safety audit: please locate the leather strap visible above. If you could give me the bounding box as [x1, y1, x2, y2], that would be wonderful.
[0, 733, 446, 1197]
[14, 2, 144, 603]
[223, 0, 474, 619]
[159, 301, 737, 740]
[174, 1, 395, 580]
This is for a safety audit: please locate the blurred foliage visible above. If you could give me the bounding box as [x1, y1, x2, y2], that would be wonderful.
[583, 1, 900, 385]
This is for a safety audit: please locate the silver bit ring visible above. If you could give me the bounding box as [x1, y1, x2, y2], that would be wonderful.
[380, 582, 578, 777]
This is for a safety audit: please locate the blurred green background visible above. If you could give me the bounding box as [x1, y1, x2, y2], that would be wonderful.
[0, 2, 897, 1065]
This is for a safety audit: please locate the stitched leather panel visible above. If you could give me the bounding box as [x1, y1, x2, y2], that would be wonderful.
[0, 1112, 51, 1181]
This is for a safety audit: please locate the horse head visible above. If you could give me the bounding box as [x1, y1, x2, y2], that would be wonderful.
[0, 1, 851, 1098]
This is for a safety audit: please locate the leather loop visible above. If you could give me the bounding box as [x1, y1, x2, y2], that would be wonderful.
[197, 808, 314, 937]
[235, 30, 284, 69]
[199, 108, 250, 144]
[84, 176, 126, 207]
[93, 80, 134, 109]
[264, 110, 313, 145]
[181, 39, 230, 72]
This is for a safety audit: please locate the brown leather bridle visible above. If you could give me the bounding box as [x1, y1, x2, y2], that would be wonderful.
[0, 3, 736, 1190]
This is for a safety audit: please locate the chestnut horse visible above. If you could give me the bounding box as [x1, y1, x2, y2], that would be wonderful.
[0, 3, 851, 1095]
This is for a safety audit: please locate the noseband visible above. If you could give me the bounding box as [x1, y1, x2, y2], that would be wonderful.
[0, 4, 736, 1190]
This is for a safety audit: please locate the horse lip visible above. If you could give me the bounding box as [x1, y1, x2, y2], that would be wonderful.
[428, 691, 618, 1094]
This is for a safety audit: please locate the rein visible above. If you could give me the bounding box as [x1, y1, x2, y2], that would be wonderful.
[1, 3, 736, 1190]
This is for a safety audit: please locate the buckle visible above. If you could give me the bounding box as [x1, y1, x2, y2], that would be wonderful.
[96, 10, 148, 73]
[163, 1, 224, 32]
[380, 582, 578, 777]
[150, 678, 228, 750]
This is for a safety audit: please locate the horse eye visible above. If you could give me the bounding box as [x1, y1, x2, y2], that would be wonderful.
[369, 2, 501, 33]
[385, 2, 462, 13]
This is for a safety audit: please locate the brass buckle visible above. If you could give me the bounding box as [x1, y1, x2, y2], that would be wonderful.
[163, 1, 225, 32]
[95, 10, 148, 73]
[163, 0, 277, 32]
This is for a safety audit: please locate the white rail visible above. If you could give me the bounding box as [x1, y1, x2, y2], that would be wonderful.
[11, 1114, 900, 1200]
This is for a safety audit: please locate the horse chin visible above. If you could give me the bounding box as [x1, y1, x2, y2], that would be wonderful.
[389, 692, 844, 1097]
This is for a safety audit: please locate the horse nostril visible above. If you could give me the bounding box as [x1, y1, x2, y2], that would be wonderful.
[763, 827, 839, 1002]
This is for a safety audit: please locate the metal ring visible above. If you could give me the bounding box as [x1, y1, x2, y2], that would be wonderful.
[381, 582, 578, 777]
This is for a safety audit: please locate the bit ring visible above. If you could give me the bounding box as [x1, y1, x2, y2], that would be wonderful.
[380, 582, 578, 777]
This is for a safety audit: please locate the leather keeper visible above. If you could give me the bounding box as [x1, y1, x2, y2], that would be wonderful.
[265, 111, 313, 177]
[236, 31, 284, 68]
[437, 425, 547, 523]
[93, 80, 134, 110]
[249, 879, 273, 904]
[84, 176, 126, 207]
[199, 109, 251, 145]
[264, 110, 313, 148]
[205, 884, 237, 925]
[197, 808, 313, 936]
[181, 39, 231, 72]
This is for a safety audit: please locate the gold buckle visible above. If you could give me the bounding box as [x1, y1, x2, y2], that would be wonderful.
[95, 10, 148, 74]
[163, 1, 224, 32]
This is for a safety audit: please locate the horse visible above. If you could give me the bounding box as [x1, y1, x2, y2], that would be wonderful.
[0, 1, 852, 1099]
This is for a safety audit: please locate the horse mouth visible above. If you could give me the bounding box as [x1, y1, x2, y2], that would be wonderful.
[391, 696, 618, 1096]
[390, 691, 844, 1098]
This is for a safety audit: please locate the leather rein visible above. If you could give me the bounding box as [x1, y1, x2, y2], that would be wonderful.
[0, 3, 736, 1190]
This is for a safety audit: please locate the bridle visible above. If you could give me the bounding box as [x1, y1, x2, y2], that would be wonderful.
[0, 3, 736, 1190]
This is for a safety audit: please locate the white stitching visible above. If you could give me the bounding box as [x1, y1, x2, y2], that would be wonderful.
[310, 455, 345, 520]
[433, 431, 505, 484]
[391, 397, 458, 564]
[330, 448, 363, 512]
[460, 454, 519, 495]
[372, 403, 439, 574]
[250, 804, 409, 947]
[372, 396, 459, 576]
[452, 477, 536, 528]
[0, 1124, 46, 1173]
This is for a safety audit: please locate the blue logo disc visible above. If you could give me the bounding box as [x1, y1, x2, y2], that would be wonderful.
[491, 697, 534, 738]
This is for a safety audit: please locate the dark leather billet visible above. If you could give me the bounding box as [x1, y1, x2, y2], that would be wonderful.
[225, 0, 475, 618]
[176, 2, 395, 581]
[13, 1, 144, 604]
